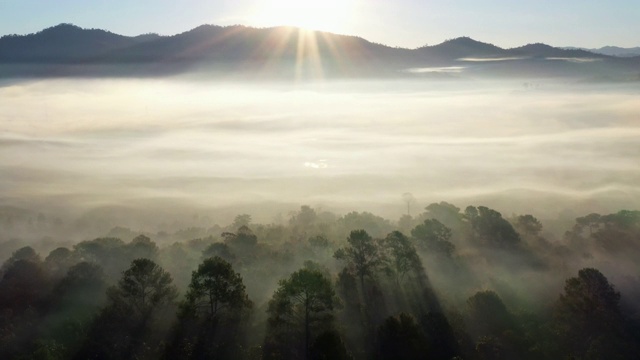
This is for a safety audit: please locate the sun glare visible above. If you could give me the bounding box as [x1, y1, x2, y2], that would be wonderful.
[252, 0, 356, 33]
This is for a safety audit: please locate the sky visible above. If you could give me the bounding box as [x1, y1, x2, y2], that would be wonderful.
[0, 0, 638, 49]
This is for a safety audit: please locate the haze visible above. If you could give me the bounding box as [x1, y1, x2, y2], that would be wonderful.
[1, 78, 638, 233]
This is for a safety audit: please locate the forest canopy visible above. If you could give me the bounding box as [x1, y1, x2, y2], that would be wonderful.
[0, 203, 639, 359]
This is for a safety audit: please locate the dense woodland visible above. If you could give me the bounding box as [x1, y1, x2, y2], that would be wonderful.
[1, 202, 639, 359]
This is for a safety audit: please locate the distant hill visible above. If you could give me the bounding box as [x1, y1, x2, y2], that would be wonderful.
[565, 46, 640, 57]
[0, 24, 638, 80]
[417, 37, 509, 62]
[0, 24, 154, 62]
[509, 43, 603, 59]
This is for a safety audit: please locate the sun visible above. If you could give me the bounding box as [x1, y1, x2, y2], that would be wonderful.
[252, 0, 357, 33]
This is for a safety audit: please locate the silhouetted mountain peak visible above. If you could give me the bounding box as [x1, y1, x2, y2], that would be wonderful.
[182, 24, 224, 34]
[36, 23, 121, 39]
[133, 33, 161, 42]
[511, 43, 604, 58]
[420, 36, 506, 60]
[42, 23, 83, 32]
[515, 43, 554, 52]
[441, 36, 486, 46]
[0, 23, 132, 62]
[0, 23, 636, 79]
[589, 46, 640, 57]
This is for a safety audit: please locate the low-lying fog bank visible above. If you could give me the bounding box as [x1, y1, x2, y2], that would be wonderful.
[1, 77, 639, 359]
[1, 78, 638, 238]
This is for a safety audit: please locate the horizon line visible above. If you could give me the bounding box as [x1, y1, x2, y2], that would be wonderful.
[1, 22, 639, 52]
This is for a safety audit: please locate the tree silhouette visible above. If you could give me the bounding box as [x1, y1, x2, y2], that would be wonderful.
[411, 219, 456, 257]
[76, 258, 177, 359]
[423, 202, 463, 230]
[167, 256, 251, 360]
[45, 247, 77, 278]
[127, 234, 159, 260]
[42, 262, 108, 356]
[310, 329, 353, 360]
[0, 245, 40, 275]
[420, 312, 460, 360]
[465, 206, 520, 248]
[402, 193, 416, 217]
[222, 225, 258, 248]
[381, 231, 422, 285]
[0, 258, 48, 312]
[232, 214, 252, 228]
[183, 256, 250, 320]
[265, 267, 337, 360]
[201, 242, 236, 263]
[515, 215, 543, 237]
[377, 313, 427, 360]
[290, 205, 318, 228]
[554, 268, 636, 358]
[466, 290, 514, 337]
[334, 229, 384, 294]
[108, 258, 178, 320]
[73, 237, 130, 279]
[308, 235, 330, 248]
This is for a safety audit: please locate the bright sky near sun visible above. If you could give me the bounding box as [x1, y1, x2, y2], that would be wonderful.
[0, 0, 639, 48]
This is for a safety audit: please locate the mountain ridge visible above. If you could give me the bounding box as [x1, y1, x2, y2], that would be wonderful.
[1, 23, 639, 80]
[564, 45, 640, 57]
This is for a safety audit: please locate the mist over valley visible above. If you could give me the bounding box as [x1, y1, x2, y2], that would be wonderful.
[1, 21, 639, 360]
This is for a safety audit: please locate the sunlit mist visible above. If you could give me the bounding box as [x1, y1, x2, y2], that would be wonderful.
[1, 78, 639, 226]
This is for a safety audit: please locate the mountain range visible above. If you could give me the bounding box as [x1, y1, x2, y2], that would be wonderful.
[1, 23, 639, 80]
[565, 46, 640, 58]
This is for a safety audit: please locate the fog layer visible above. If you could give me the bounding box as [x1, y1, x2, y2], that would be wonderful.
[1, 79, 639, 226]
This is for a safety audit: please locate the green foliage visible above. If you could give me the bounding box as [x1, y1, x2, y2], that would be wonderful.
[76, 258, 177, 359]
[466, 290, 514, 337]
[53, 261, 106, 304]
[9, 246, 40, 262]
[183, 256, 251, 320]
[423, 202, 463, 228]
[558, 268, 620, 323]
[201, 242, 236, 263]
[265, 268, 337, 360]
[334, 229, 385, 291]
[290, 205, 318, 228]
[381, 231, 423, 283]
[566, 210, 640, 262]
[338, 212, 393, 239]
[0, 258, 48, 312]
[411, 219, 456, 257]
[3, 204, 640, 359]
[165, 257, 251, 360]
[515, 214, 543, 236]
[44, 247, 76, 277]
[268, 268, 336, 327]
[72, 237, 130, 279]
[553, 268, 637, 358]
[594, 210, 640, 254]
[465, 206, 521, 247]
[574, 213, 602, 235]
[108, 258, 178, 319]
[1, 246, 40, 275]
[128, 235, 159, 260]
[39, 262, 107, 356]
[223, 225, 258, 248]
